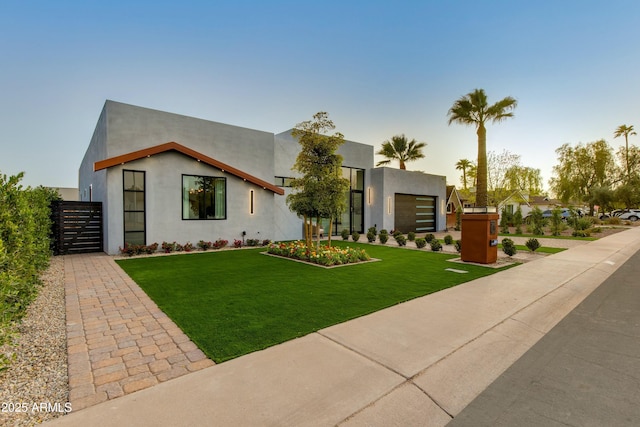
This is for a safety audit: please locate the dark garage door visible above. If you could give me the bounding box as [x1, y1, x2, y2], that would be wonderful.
[394, 194, 436, 233]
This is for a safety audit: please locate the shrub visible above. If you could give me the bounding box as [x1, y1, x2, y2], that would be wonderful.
[341, 228, 350, 241]
[267, 241, 370, 266]
[572, 230, 591, 237]
[430, 239, 442, 251]
[514, 206, 523, 234]
[174, 242, 184, 252]
[246, 238, 260, 246]
[455, 207, 462, 231]
[573, 217, 593, 232]
[607, 217, 621, 225]
[261, 239, 271, 246]
[407, 231, 416, 241]
[444, 234, 453, 245]
[590, 227, 602, 234]
[549, 207, 566, 236]
[501, 238, 517, 256]
[500, 207, 511, 233]
[367, 226, 377, 236]
[183, 242, 194, 252]
[233, 239, 242, 248]
[351, 231, 360, 242]
[525, 238, 540, 252]
[395, 235, 407, 246]
[379, 230, 389, 244]
[197, 240, 212, 250]
[528, 207, 546, 235]
[425, 233, 435, 243]
[454, 240, 462, 253]
[392, 230, 403, 239]
[213, 239, 229, 249]
[161, 241, 175, 253]
[366, 230, 376, 242]
[415, 238, 427, 248]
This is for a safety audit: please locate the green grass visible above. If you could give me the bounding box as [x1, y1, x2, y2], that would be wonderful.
[497, 244, 565, 254]
[498, 233, 596, 241]
[117, 241, 515, 363]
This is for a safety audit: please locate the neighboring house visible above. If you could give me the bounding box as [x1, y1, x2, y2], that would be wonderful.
[445, 185, 463, 229]
[49, 187, 79, 201]
[497, 190, 530, 220]
[79, 101, 447, 254]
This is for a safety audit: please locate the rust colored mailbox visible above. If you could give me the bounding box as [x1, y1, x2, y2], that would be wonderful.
[460, 211, 500, 264]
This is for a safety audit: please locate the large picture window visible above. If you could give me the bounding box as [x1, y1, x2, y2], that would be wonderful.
[182, 175, 226, 220]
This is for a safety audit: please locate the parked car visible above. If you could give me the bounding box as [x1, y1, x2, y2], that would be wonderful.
[618, 209, 640, 221]
[524, 208, 583, 223]
[599, 209, 624, 219]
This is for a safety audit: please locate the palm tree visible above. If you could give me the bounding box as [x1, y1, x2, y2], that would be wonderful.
[376, 134, 426, 170]
[455, 158, 473, 190]
[448, 89, 517, 207]
[614, 124, 636, 181]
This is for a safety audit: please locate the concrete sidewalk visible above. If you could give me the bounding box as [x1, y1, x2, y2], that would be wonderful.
[48, 227, 640, 426]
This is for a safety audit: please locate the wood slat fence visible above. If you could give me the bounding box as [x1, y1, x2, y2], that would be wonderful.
[51, 201, 103, 255]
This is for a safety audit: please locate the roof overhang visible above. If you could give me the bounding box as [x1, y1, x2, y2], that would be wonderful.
[94, 142, 285, 195]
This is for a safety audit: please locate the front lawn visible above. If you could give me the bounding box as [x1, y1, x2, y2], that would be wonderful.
[117, 241, 514, 362]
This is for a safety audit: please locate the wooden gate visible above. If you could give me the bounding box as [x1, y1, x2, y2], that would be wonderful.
[51, 201, 103, 255]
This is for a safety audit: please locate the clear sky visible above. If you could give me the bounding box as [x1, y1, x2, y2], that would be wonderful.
[2, 0, 639, 191]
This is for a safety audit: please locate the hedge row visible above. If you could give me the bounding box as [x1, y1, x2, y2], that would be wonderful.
[1, 172, 59, 368]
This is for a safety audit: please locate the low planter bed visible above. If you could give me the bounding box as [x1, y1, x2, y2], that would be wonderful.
[266, 241, 371, 267]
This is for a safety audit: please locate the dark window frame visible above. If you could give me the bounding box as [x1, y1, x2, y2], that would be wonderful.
[123, 169, 146, 246]
[182, 174, 227, 220]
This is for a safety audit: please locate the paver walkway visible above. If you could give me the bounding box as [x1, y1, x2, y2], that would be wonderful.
[64, 253, 214, 410]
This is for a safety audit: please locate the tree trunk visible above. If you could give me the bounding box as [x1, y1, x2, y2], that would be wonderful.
[316, 216, 321, 251]
[327, 217, 333, 246]
[476, 124, 489, 207]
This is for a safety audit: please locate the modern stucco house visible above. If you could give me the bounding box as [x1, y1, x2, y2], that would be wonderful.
[79, 101, 446, 254]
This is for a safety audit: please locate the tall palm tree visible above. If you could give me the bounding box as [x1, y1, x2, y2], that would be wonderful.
[614, 124, 636, 181]
[448, 89, 517, 207]
[455, 158, 473, 190]
[376, 134, 426, 170]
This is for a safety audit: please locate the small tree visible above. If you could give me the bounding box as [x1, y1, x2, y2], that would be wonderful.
[499, 206, 511, 233]
[528, 206, 545, 235]
[455, 206, 462, 231]
[514, 205, 523, 234]
[501, 238, 517, 256]
[549, 207, 565, 236]
[287, 112, 351, 252]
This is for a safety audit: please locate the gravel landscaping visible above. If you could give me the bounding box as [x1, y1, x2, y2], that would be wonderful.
[0, 256, 69, 426]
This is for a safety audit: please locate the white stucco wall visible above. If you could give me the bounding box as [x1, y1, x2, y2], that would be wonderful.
[369, 167, 447, 233]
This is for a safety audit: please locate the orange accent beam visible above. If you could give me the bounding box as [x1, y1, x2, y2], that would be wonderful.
[94, 142, 285, 195]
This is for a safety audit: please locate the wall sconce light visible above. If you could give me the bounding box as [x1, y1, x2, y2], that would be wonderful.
[368, 187, 372, 205]
[387, 196, 392, 215]
[250, 190, 254, 215]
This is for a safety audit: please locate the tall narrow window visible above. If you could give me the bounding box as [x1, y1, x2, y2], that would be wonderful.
[123, 170, 145, 245]
[182, 175, 226, 220]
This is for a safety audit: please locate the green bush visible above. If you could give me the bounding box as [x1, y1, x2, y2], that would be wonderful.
[455, 207, 462, 231]
[607, 217, 621, 225]
[407, 231, 415, 241]
[549, 207, 566, 236]
[454, 240, 462, 253]
[528, 207, 546, 235]
[392, 230, 403, 239]
[525, 238, 540, 252]
[1, 173, 59, 369]
[366, 230, 376, 243]
[367, 226, 377, 236]
[395, 235, 407, 246]
[341, 228, 350, 241]
[425, 233, 435, 243]
[351, 231, 360, 242]
[501, 238, 517, 256]
[444, 234, 453, 245]
[378, 230, 389, 244]
[415, 238, 426, 248]
[572, 230, 591, 237]
[430, 239, 442, 251]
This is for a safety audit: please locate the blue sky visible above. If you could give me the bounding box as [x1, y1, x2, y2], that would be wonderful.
[2, 1, 639, 191]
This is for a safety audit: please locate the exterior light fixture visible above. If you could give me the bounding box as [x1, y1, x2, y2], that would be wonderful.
[250, 190, 254, 214]
[387, 196, 392, 215]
